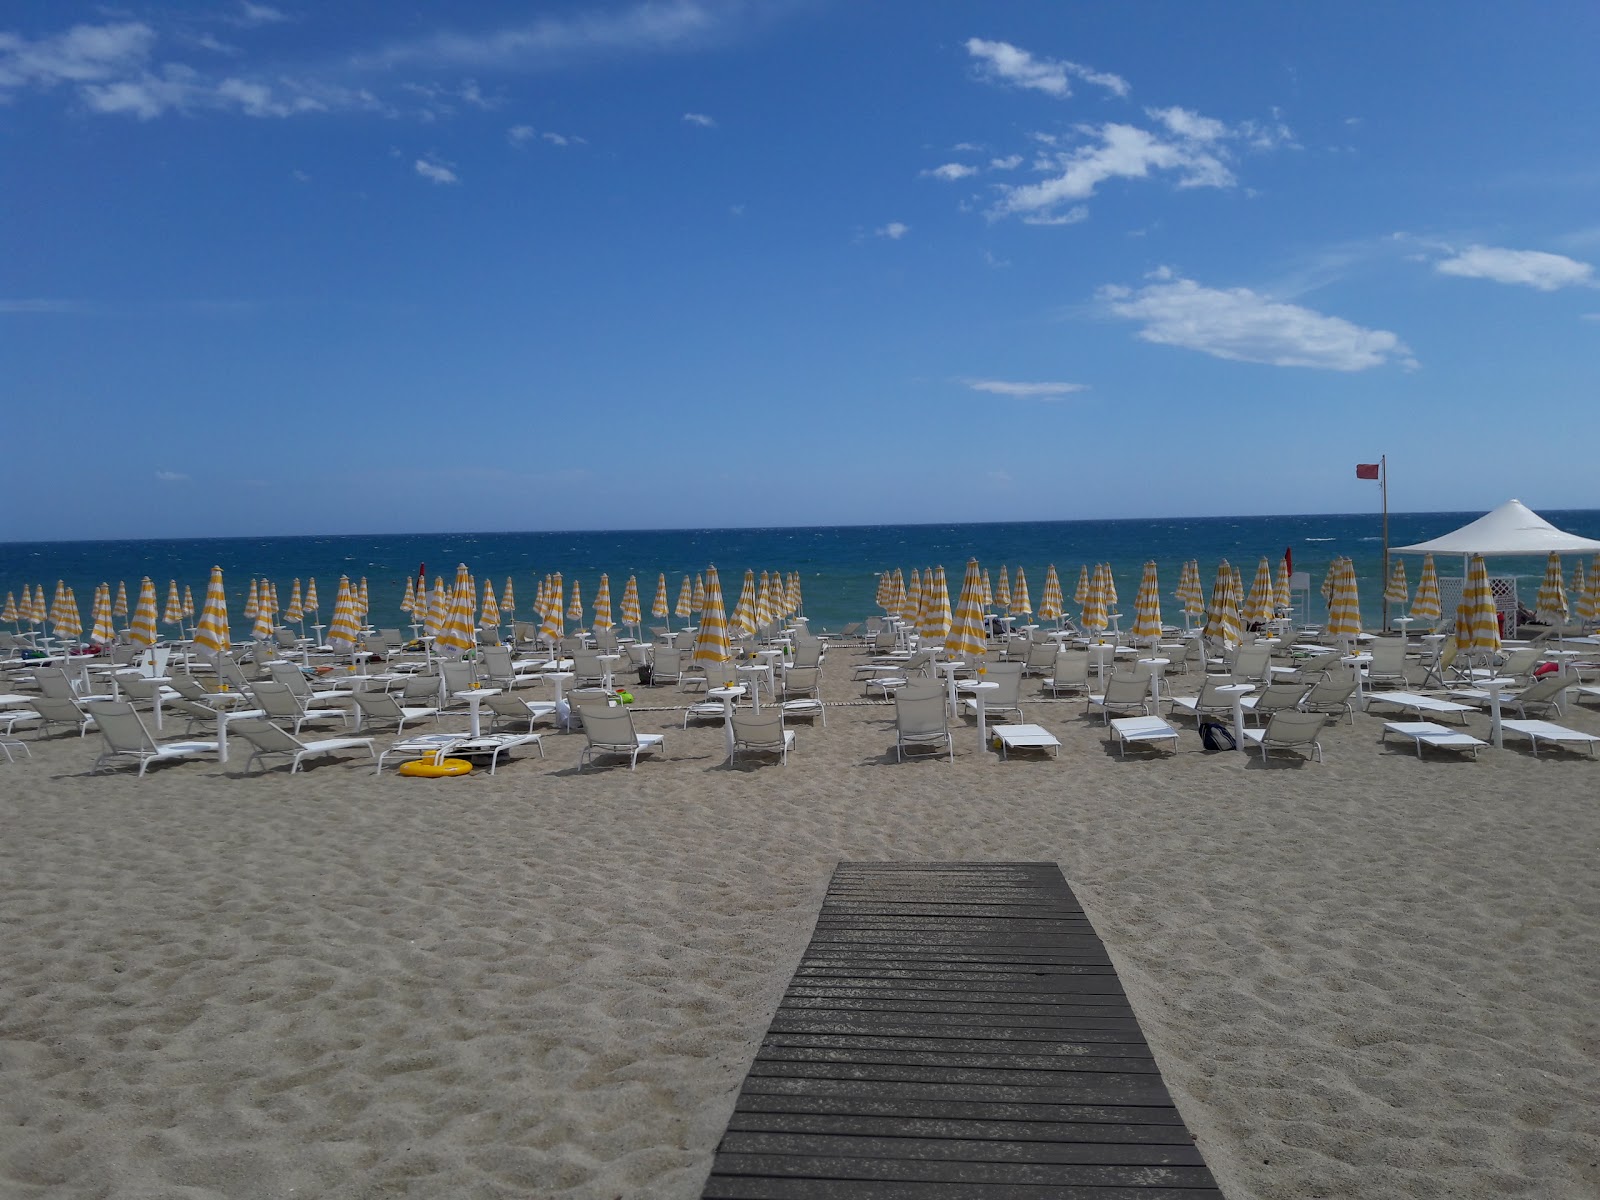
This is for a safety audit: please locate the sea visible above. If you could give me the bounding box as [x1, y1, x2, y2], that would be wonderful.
[3, 510, 1598, 635]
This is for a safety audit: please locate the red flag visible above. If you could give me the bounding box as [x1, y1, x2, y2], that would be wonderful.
[1355, 463, 1380, 480]
[1284, 547, 1293, 575]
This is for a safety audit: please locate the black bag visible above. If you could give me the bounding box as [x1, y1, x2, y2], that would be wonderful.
[1199, 721, 1236, 752]
[637, 664, 653, 686]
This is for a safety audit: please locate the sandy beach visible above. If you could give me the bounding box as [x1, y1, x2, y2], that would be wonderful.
[3, 644, 1599, 1199]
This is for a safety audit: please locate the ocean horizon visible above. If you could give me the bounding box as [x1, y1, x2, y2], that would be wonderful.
[5, 508, 1597, 634]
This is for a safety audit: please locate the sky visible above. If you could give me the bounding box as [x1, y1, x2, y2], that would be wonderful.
[4, 0, 1599, 541]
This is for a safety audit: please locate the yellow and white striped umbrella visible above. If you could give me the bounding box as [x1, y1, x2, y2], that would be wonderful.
[995, 566, 1012, 612]
[593, 574, 614, 630]
[1074, 565, 1091, 609]
[1131, 561, 1163, 644]
[541, 573, 565, 645]
[1037, 565, 1064, 623]
[1177, 560, 1205, 621]
[91, 584, 116, 645]
[425, 577, 448, 637]
[944, 558, 988, 661]
[14, 584, 31, 625]
[301, 578, 318, 615]
[1326, 557, 1363, 640]
[1535, 552, 1567, 622]
[182, 584, 196, 620]
[53, 585, 82, 644]
[787, 571, 802, 616]
[535, 575, 549, 617]
[0, 592, 17, 624]
[693, 566, 732, 671]
[243, 579, 259, 622]
[282, 579, 303, 624]
[357, 578, 370, 621]
[32, 583, 51, 625]
[326, 576, 362, 652]
[268, 580, 282, 621]
[875, 571, 892, 612]
[1320, 560, 1338, 608]
[692, 574, 705, 615]
[1384, 559, 1409, 608]
[1228, 563, 1244, 614]
[906, 569, 923, 621]
[653, 573, 670, 622]
[1274, 556, 1291, 612]
[1455, 554, 1500, 655]
[1011, 567, 1031, 617]
[1573, 560, 1597, 623]
[922, 566, 952, 645]
[1411, 554, 1442, 623]
[621, 575, 641, 627]
[886, 568, 904, 620]
[1100, 564, 1118, 616]
[732, 568, 759, 636]
[192, 567, 230, 659]
[979, 569, 993, 608]
[1243, 556, 1275, 627]
[1204, 561, 1243, 646]
[501, 578, 515, 618]
[251, 587, 275, 641]
[435, 564, 477, 658]
[567, 579, 584, 624]
[675, 575, 694, 620]
[113, 580, 129, 621]
[400, 577, 416, 615]
[761, 571, 781, 628]
[481, 579, 501, 628]
[1081, 565, 1108, 633]
[131, 576, 160, 647]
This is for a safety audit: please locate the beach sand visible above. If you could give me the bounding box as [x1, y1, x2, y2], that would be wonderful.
[3, 645, 1598, 1198]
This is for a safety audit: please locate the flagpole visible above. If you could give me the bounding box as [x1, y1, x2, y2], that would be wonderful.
[1380, 454, 1390, 632]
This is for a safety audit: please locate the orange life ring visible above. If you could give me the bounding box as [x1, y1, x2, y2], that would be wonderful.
[398, 757, 472, 778]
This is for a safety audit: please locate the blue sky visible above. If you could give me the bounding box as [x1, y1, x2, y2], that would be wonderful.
[4, 1, 1598, 540]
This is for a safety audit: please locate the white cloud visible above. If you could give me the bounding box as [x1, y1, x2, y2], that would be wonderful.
[922, 162, 977, 181]
[542, 131, 570, 145]
[1100, 270, 1415, 371]
[1434, 245, 1595, 291]
[965, 38, 1128, 99]
[1581, 312, 1600, 322]
[155, 470, 189, 482]
[0, 298, 85, 314]
[989, 154, 1022, 170]
[0, 21, 155, 92]
[1022, 207, 1088, 227]
[682, 111, 715, 127]
[875, 222, 909, 240]
[965, 379, 1088, 399]
[291, 168, 310, 182]
[215, 77, 325, 117]
[229, 3, 289, 27]
[415, 157, 458, 184]
[507, 123, 535, 144]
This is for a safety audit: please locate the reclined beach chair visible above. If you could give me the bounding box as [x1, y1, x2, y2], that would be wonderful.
[1298, 677, 1358, 725]
[352, 689, 439, 735]
[779, 667, 826, 726]
[29, 695, 98, 738]
[894, 692, 952, 763]
[484, 690, 558, 734]
[228, 718, 376, 774]
[1086, 676, 1151, 725]
[1240, 710, 1328, 764]
[248, 680, 348, 736]
[577, 704, 663, 770]
[1239, 682, 1312, 727]
[1452, 671, 1573, 720]
[91, 701, 218, 777]
[730, 710, 796, 765]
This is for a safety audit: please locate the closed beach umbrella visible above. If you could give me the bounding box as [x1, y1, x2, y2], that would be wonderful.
[1384, 559, 1409, 610]
[906, 569, 923, 622]
[1081, 565, 1108, 634]
[929, 566, 953, 645]
[400, 577, 416, 616]
[1326, 557, 1363, 643]
[243, 579, 259, 623]
[91, 584, 116, 645]
[995, 566, 1012, 613]
[303, 578, 318, 617]
[1, 592, 17, 627]
[1535, 552, 1567, 622]
[192, 567, 230, 660]
[621, 575, 641, 630]
[1320, 560, 1338, 609]
[541, 573, 565, 646]
[592, 574, 613, 631]
[131, 577, 160, 647]
[1099, 564, 1118, 617]
[979, 569, 993, 609]
[1011, 567, 1031, 618]
[567, 580, 585, 624]
[14, 584, 31, 627]
[326, 576, 361, 653]
[1074, 565, 1091, 609]
[787, 571, 802, 617]
[501, 578, 515, 620]
[182, 584, 196, 621]
[52, 584, 82, 646]
[944, 558, 988, 662]
[435, 564, 477, 658]
[653, 573, 670, 626]
[112, 580, 129, 622]
[1131, 561, 1163, 645]
[692, 574, 705, 615]
[1243, 557, 1275, 627]
[35, 583, 54, 627]
[693, 566, 732, 672]
[481, 579, 501, 628]
[757, 571, 778, 628]
[732, 568, 759, 636]
[357, 578, 370, 622]
[874, 571, 891, 613]
[1573, 561, 1598, 624]
[1038, 565, 1064, 624]
[1411, 554, 1442, 624]
[675, 575, 694, 621]
[1180, 560, 1206, 624]
[1204, 561, 1242, 647]
[283, 579, 304, 624]
[427, 577, 449, 637]
[1274, 556, 1292, 613]
[1456, 554, 1500, 656]
[251, 589, 275, 642]
[1229, 563, 1244, 614]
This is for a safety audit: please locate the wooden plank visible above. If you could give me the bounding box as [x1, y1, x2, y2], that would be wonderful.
[700, 863, 1222, 1199]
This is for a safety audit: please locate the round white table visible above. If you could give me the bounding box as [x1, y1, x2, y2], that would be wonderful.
[454, 686, 501, 737]
[706, 685, 747, 757]
[1216, 683, 1256, 752]
[955, 679, 998, 752]
[1088, 644, 1116, 686]
[935, 660, 966, 716]
[1476, 676, 1514, 749]
[1138, 658, 1170, 707]
[736, 663, 770, 712]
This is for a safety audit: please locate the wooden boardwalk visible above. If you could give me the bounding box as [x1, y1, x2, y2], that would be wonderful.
[701, 861, 1222, 1199]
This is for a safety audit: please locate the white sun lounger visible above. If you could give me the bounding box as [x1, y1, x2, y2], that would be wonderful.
[992, 722, 1060, 759]
[1381, 721, 1487, 760]
[1109, 716, 1178, 758]
[1363, 691, 1475, 724]
[1498, 719, 1599, 758]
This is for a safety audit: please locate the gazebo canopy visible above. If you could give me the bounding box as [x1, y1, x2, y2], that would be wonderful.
[1394, 499, 1600, 556]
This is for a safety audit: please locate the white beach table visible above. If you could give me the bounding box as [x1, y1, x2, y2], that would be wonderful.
[993, 722, 1061, 759]
[1109, 716, 1178, 758]
[935, 659, 966, 717]
[596, 654, 622, 690]
[1475, 676, 1515, 749]
[706, 685, 747, 759]
[1138, 658, 1170, 707]
[454, 687, 500, 738]
[955, 679, 998, 750]
[736, 663, 770, 712]
[213, 704, 268, 765]
[1381, 721, 1487, 760]
[1088, 643, 1116, 686]
[1216, 683, 1256, 752]
[1340, 653, 1374, 709]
